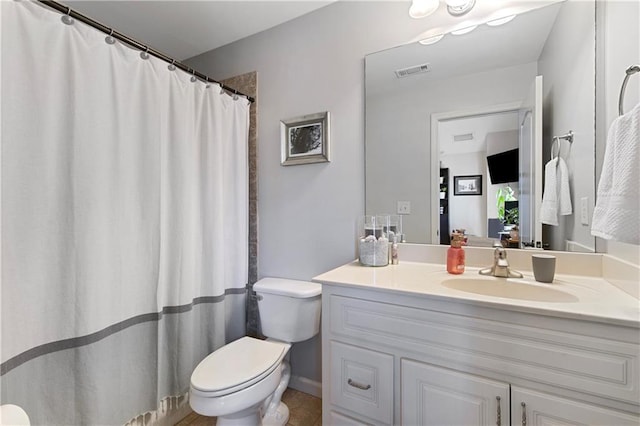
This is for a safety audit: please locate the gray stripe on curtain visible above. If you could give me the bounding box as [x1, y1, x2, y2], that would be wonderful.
[0, 288, 246, 376]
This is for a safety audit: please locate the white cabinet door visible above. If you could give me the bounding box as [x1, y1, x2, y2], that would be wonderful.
[512, 386, 640, 426]
[401, 359, 510, 426]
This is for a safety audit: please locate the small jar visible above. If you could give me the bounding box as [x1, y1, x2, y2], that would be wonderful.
[385, 214, 404, 243]
[358, 215, 389, 267]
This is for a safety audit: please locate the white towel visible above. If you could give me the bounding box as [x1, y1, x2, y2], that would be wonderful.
[540, 157, 572, 226]
[591, 102, 640, 244]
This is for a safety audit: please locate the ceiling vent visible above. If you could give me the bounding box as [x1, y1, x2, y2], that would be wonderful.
[394, 63, 431, 78]
[453, 133, 474, 142]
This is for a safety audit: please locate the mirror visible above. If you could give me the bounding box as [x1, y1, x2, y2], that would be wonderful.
[365, 1, 596, 252]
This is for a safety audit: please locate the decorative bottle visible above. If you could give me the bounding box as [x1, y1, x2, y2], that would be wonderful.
[391, 234, 399, 265]
[446, 233, 465, 275]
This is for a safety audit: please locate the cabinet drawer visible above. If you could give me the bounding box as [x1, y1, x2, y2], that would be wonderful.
[330, 341, 394, 424]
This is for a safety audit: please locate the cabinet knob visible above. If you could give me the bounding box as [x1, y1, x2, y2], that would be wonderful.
[496, 396, 501, 426]
[347, 378, 371, 390]
[521, 402, 527, 426]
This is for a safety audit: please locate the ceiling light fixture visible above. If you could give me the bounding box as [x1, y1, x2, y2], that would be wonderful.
[409, 0, 440, 19]
[486, 15, 516, 26]
[418, 34, 445, 45]
[445, 0, 476, 17]
[450, 25, 478, 35]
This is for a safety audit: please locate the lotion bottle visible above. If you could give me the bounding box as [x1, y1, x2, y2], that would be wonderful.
[446, 233, 465, 274]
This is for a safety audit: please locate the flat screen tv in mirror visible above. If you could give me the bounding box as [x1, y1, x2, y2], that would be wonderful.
[487, 149, 519, 184]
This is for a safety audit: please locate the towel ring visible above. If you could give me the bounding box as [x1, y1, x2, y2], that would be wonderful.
[619, 65, 640, 116]
[551, 130, 573, 161]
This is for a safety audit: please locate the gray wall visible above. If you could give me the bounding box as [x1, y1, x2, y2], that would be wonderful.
[185, 2, 433, 384]
[538, 0, 596, 252]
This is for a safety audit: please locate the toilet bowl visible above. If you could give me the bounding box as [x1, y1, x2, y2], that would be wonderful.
[189, 278, 321, 426]
[0, 404, 30, 426]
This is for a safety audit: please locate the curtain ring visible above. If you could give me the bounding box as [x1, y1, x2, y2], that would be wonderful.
[190, 70, 198, 83]
[105, 29, 116, 45]
[140, 46, 150, 60]
[219, 84, 226, 95]
[168, 60, 176, 71]
[61, 7, 74, 25]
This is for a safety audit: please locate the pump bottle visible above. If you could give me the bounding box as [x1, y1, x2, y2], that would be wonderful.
[446, 233, 465, 274]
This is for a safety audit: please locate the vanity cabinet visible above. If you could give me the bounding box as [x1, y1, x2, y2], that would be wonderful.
[402, 360, 638, 426]
[320, 285, 640, 426]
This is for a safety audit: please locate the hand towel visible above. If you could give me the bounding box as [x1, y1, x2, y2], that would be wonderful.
[540, 156, 572, 226]
[591, 102, 640, 244]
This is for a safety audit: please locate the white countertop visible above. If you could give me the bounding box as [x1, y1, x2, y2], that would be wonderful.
[313, 260, 640, 328]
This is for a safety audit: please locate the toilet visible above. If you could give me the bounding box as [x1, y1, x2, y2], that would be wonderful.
[189, 277, 322, 426]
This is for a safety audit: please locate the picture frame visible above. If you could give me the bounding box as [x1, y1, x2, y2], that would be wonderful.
[280, 112, 330, 166]
[454, 175, 482, 196]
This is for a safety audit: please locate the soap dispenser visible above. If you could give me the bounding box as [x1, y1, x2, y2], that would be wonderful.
[447, 233, 465, 275]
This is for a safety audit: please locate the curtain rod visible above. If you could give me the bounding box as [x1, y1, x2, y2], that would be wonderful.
[37, 0, 256, 104]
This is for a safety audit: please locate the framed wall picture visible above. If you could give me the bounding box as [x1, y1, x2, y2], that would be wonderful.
[454, 175, 482, 196]
[280, 112, 330, 166]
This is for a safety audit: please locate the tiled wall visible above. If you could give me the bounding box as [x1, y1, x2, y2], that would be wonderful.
[221, 72, 260, 336]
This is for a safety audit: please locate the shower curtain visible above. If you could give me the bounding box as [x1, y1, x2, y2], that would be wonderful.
[1, 1, 250, 424]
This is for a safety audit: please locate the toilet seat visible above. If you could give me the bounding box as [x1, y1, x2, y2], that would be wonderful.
[191, 337, 290, 397]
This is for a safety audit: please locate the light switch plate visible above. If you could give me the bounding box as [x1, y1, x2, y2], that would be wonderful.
[580, 197, 589, 225]
[397, 201, 411, 215]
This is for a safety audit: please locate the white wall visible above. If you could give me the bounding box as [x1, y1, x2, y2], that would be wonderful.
[366, 62, 537, 243]
[441, 152, 486, 237]
[595, 0, 640, 264]
[184, 1, 441, 385]
[538, 0, 596, 251]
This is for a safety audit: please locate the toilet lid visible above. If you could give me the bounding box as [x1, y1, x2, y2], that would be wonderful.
[191, 337, 289, 395]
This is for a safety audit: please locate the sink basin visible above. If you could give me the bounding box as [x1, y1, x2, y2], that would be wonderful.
[442, 278, 579, 303]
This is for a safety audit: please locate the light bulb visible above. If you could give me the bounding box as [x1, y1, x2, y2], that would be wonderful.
[451, 25, 478, 35]
[445, 0, 475, 16]
[487, 15, 516, 26]
[409, 0, 440, 19]
[445, 0, 469, 7]
[419, 34, 445, 45]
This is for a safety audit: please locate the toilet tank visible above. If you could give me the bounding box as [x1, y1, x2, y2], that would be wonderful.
[254, 277, 322, 343]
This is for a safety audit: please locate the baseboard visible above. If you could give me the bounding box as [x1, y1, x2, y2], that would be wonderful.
[289, 375, 322, 399]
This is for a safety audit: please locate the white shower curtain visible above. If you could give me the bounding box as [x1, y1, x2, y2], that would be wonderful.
[1, 1, 249, 424]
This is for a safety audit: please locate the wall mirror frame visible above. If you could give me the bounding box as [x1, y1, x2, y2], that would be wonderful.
[365, 0, 597, 253]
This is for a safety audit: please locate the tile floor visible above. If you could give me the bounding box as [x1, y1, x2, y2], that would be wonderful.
[175, 388, 322, 426]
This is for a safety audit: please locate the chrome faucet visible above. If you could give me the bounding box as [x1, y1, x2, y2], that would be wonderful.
[479, 244, 523, 278]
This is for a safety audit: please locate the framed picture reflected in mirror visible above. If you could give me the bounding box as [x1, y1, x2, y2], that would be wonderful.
[454, 175, 482, 196]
